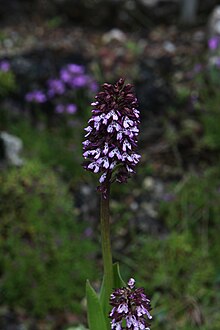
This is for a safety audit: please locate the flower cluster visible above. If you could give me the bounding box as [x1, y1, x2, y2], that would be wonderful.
[25, 90, 47, 103]
[60, 63, 98, 91]
[25, 63, 97, 115]
[109, 278, 152, 330]
[82, 78, 140, 194]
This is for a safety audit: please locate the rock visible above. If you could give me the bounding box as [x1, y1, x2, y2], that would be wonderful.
[102, 28, 127, 44]
[207, 6, 220, 67]
[179, 0, 198, 25]
[11, 57, 33, 77]
[0, 132, 23, 167]
[208, 6, 220, 37]
[163, 41, 176, 53]
[139, 0, 160, 6]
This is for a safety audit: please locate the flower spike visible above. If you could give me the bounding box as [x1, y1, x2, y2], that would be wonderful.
[109, 278, 152, 330]
[82, 78, 141, 195]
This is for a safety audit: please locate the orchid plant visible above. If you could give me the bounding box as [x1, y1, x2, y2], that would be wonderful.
[82, 78, 152, 330]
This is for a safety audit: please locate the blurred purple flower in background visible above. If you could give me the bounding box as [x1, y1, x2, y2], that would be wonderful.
[25, 63, 97, 114]
[60, 64, 85, 86]
[208, 36, 220, 50]
[67, 63, 85, 75]
[25, 90, 47, 103]
[71, 75, 89, 88]
[47, 79, 65, 97]
[60, 68, 72, 83]
[60, 63, 97, 91]
[66, 103, 77, 114]
[0, 60, 10, 72]
[55, 103, 77, 114]
[88, 80, 98, 92]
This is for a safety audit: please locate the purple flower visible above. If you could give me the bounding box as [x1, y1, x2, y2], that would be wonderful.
[82, 78, 141, 195]
[109, 278, 152, 330]
[47, 79, 65, 97]
[208, 36, 220, 50]
[89, 80, 98, 92]
[67, 63, 85, 75]
[60, 68, 72, 83]
[66, 103, 77, 114]
[60, 63, 98, 91]
[60, 64, 85, 85]
[0, 60, 10, 72]
[55, 103, 77, 114]
[25, 90, 47, 103]
[70, 75, 88, 88]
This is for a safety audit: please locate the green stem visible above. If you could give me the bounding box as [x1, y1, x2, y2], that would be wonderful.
[100, 181, 113, 312]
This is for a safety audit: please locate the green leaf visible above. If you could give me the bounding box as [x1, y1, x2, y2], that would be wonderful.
[100, 262, 126, 324]
[99, 273, 111, 327]
[113, 262, 126, 288]
[86, 280, 108, 330]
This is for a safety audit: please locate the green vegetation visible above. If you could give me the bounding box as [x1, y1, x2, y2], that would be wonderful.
[128, 169, 220, 330]
[0, 45, 220, 329]
[0, 70, 17, 97]
[0, 161, 97, 316]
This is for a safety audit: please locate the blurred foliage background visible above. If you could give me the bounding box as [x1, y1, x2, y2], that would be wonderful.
[1, 0, 220, 329]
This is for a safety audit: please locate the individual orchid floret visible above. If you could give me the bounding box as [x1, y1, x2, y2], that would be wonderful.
[109, 278, 152, 330]
[82, 78, 141, 195]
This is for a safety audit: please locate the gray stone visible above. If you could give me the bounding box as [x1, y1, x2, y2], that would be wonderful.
[208, 6, 220, 37]
[180, 0, 198, 25]
[102, 28, 127, 43]
[0, 132, 23, 166]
